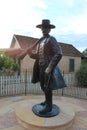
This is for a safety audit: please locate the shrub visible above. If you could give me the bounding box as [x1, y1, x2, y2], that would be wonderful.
[11, 63, 19, 71]
[76, 63, 87, 87]
[0, 53, 19, 73]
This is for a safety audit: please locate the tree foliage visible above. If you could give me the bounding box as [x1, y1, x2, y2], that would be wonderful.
[76, 48, 87, 87]
[76, 63, 87, 87]
[83, 48, 87, 56]
[82, 48, 87, 63]
[0, 53, 19, 72]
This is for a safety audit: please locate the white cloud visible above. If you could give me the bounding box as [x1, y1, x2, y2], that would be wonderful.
[62, 17, 87, 34]
[63, 0, 75, 7]
[33, 0, 47, 9]
[0, 0, 87, 50]
[52, 0, 87, 35]
[0, 0, 47, 48]
[57, 7, 87, 34]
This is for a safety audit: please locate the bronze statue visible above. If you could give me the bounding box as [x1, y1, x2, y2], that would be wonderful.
[18, 19, 67, 117]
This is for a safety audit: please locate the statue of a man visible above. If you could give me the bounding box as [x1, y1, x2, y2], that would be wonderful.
[18, 19, 66, 115]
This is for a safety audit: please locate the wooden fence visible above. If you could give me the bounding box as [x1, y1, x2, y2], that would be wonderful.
[0, 71, 87, 99]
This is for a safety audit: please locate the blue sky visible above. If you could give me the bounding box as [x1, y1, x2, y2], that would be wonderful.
[0, 0, 87, 52]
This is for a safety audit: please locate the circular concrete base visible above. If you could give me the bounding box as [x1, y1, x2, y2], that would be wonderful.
[12, 99, 75, 130]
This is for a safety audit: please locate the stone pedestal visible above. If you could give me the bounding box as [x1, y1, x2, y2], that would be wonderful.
[12, 99, 75, 130]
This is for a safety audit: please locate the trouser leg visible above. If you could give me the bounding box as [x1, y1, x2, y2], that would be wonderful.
[39, 66, 47, 105]
[39, 90, 52, 114]
[39, 65, 52, 109]
[45, 90, 52, 110]
[40, 91, 46, 105]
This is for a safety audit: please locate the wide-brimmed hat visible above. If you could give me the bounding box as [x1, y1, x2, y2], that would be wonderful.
[36, 19, 55, 29]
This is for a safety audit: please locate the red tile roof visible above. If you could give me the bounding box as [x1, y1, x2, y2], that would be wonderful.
[11, 34, 83, 57]
[58, 42, 83, 57]
[11, 34, 38, 49]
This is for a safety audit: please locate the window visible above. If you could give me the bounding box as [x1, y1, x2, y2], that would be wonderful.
[69, 59, 75, 72]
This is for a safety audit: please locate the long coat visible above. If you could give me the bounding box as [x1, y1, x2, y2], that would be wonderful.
[29, 35, 67, 90]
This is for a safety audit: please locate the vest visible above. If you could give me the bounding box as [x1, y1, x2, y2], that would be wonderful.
[38, 38, 46, 65]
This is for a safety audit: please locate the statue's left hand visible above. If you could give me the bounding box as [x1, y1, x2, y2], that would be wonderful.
[45, 67, 51, 75]
[44, 70, 51, 91]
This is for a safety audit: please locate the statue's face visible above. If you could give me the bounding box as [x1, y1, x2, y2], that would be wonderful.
[41, 27, 50, 36]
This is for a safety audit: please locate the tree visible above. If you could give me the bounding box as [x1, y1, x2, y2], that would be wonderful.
[0, 53, 19, 73]
[83, 48, 87, 56]
[76, 63, 87, 87]
[76, 48, 87, 87]
[82, 48, 87, 63]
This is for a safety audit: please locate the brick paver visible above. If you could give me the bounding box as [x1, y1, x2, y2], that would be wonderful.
[0, 95, 87, 130]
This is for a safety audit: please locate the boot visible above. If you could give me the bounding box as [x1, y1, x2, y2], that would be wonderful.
[40, 101, 46, 106]
[40, 92, 46, 106]
[39, 90, 52, 114]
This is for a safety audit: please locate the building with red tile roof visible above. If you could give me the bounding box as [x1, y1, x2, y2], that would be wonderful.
[0, 34, 83, 74]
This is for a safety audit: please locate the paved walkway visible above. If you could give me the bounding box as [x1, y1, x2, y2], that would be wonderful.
[0, 95, 87, 130]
